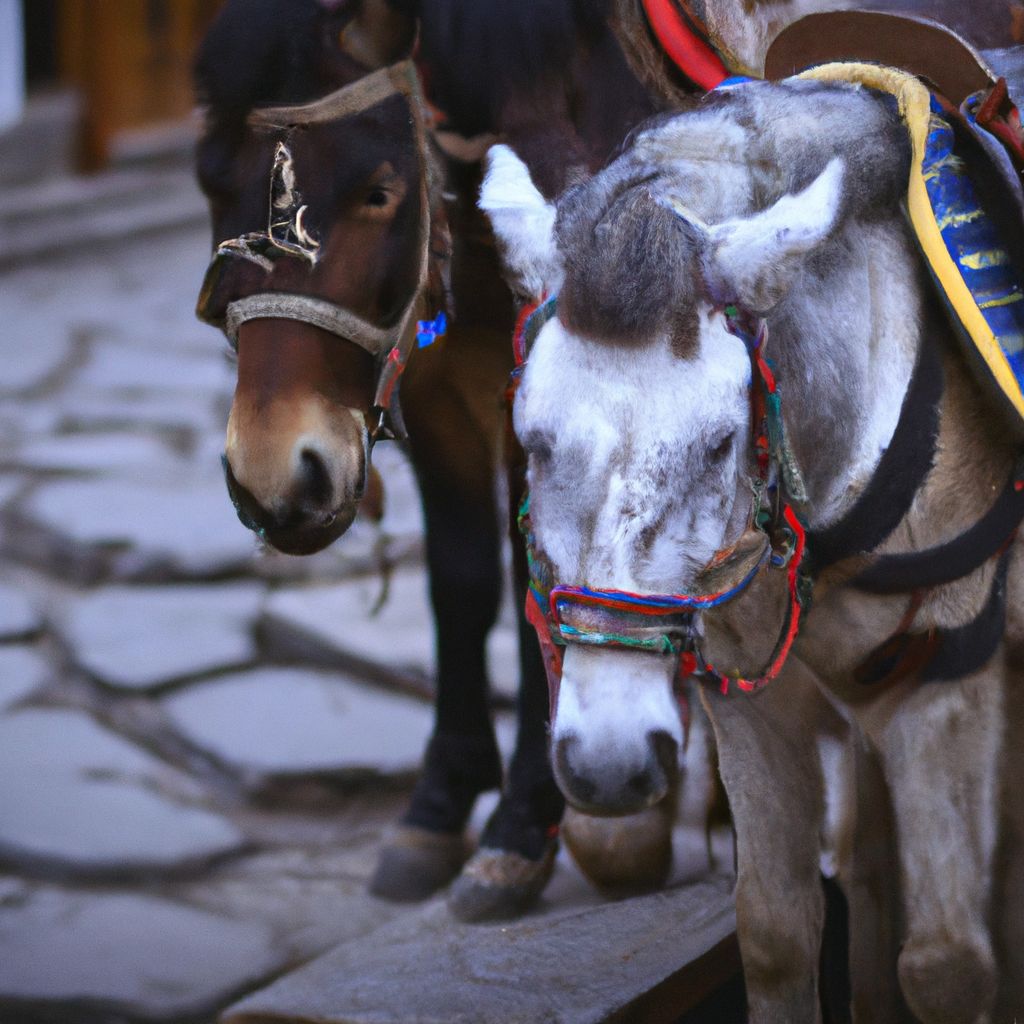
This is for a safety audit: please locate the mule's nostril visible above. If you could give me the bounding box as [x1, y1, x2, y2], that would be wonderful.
[297, 447, 333, 507]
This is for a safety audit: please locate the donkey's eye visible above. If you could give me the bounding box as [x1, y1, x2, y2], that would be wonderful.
[709, 432, 735, 462]
[365, 189, 391, 208]
[521, 431, 554, 463]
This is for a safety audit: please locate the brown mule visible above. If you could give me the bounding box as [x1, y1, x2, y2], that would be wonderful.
[194, 0, 678, 921]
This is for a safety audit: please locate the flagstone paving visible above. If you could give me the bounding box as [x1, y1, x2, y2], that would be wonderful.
[59, 582, 264, 689]
[0, 645, 48, 709]
[0, 176, 735, 1024]
[163, 667, 434, 779]
[0, 581, 41, 639]
[264, 567, 520, 702]
[0, 889, 282, 1020]
[0, 707, 246, 876]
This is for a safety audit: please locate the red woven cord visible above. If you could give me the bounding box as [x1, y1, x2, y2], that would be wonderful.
[512, 297, 542, 368]
[973, 78, 1024, 167]
[525, 588, 564, 719]
[716, 504, 807, 695]
[641, 0, 729, 91]
[375, 346, 407, 409]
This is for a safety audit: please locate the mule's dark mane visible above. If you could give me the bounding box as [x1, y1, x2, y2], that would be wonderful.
[398, 0, 612, 136]
[195, 0, 613, 134]
[194, 0, 338, 115]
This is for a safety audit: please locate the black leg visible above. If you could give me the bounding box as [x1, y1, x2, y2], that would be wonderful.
[477, 542, 564, 860]
[402, 463, 504, 835]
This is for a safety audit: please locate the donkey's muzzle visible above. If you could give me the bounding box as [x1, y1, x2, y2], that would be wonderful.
[553, 729, 678, 816]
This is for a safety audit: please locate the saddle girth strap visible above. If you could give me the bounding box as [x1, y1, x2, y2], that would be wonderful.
[854, 457, 1024, 593]
[856, 547, 1011, 687]
[807, 334, 944, 574]
[921, 547, 1012, 682]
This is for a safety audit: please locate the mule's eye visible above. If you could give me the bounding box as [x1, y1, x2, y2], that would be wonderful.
[366, 189, 390, 208]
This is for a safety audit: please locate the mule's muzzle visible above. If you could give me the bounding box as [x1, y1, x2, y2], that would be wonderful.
[552, 729, 679, 816]
[222, 453, 359, 555]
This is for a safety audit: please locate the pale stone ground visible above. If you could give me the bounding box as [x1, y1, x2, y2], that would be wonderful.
[0, 172, 734, 1024]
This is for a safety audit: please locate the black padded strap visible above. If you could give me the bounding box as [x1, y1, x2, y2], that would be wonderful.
[854, 459, 1024, 593]
[921, 547, 1011, 682]
[807, 336, 944, 574]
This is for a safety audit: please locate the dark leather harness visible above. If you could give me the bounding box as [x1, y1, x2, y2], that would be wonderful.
[806, 330, 1024, 688]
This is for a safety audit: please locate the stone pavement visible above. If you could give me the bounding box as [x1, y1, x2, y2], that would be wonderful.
[0, 177, 735, 1024]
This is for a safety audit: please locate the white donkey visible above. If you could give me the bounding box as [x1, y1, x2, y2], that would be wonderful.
[481, 75, 1024, 1023]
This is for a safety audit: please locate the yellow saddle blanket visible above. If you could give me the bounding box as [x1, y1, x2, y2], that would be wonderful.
[803, 63, 1024, 430]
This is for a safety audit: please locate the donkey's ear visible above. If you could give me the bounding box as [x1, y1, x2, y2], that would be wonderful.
[705, 158, 845, 313]
[479, 144, 562, 301]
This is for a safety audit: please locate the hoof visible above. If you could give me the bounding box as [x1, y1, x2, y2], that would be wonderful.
[562, 803, 673, 898]
[446, 841, 558, 923]
[369, 826, 469, 902]
[898, 937, 995, 1024]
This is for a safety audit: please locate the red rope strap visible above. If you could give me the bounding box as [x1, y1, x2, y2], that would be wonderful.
[699, 505, 808, 695]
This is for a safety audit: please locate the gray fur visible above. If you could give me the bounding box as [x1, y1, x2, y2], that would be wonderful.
[555, 172, 702, 347]
[550, 79, 911, 352]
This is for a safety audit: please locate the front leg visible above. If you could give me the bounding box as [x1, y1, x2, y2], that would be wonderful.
[369, 331, 508, 903]
[841, 739, 913, 1024]
[875, 664, 1003, 1024]
[369, 446, 505, 901]
[702, 661, 832, 1024]
[447, 427, 564, 921]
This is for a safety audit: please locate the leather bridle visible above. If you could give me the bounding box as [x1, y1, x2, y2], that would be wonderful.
[196, 59, 437, 441]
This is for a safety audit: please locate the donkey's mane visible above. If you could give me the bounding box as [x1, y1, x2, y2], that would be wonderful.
[556, 166, 703, 349]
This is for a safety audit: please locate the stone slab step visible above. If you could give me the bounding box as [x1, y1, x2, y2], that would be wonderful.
[221, 879, 738, 1024]
[0, 887, 281, 1023]
[0, 165, 208, 268]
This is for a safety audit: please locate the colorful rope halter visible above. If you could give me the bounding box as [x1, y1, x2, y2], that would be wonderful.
[511, 297, 812, 697]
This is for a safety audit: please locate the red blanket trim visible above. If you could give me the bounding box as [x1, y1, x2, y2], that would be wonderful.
[640, 0, 730, 91]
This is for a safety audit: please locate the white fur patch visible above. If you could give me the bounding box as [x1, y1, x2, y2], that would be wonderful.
[554, 646, 682, 770]
[516, 312, 752, 594]
[478, 144, 562, 300]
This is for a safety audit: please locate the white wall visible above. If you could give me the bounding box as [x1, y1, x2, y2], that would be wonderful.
[0, 0, 26, 132]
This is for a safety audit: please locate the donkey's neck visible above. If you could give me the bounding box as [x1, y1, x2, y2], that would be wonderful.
[768, 217, 924, 530]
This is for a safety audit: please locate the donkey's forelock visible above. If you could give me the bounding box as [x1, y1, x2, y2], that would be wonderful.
[555, 168, 703, 352]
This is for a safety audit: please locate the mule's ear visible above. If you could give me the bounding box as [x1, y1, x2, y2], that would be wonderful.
[479, 144, 562, 301]
[339, 0, 414, 68]
[705, 158, 845, 313]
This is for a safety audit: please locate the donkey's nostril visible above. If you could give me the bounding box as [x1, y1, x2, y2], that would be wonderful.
[296, 447, 333, 507]
[650, 730, 679, 786]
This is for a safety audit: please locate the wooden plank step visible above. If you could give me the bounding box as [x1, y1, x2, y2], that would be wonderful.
[221, 878, 738, 1024]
